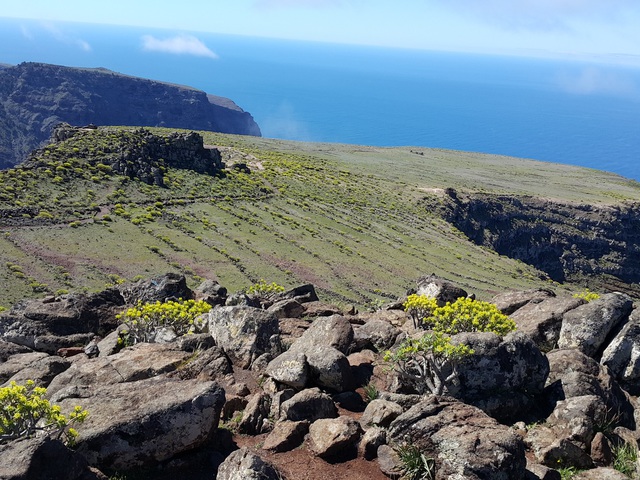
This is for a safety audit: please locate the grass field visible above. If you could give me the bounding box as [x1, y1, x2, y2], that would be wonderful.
[1, 127, 638, 308]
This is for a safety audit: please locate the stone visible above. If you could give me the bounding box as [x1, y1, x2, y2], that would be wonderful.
[601, 309, 640, 394]
[46, 342, 192, 396]
[510, 295, 585, 352]
[238, 393, 272, 435]
[303, 345, 353, 392]
[353, 318, 401, 351]
[0, 339, 32, 362]
[262, 420, 310, 452]
[207, 306, 281, 369]
[526, 424, 593, 470]
[280, 387, 338, 422]
[526, 462, 561, 480]
[377, 444, 404, 479]
[591, 431, 613, 466]
[302, 301, 345, 318]
[415, 274, 467, 306]
[292, 314, 354, 354]
[450, 331, 549, 423]
[360, 399, 403, 429]
[216, 448, 282, 480]
[193, 279, 227, 306]
[574, 468, 630, 479]
[271, 283, 319, 304]
[308, 416, 362, 458]
[389, 396, 526, 480]
[492, 288, 557, 315]
[267, 298, 306, 319]
[359, 426, 387, 460]
[0, 351, 70, 387]
[53, 377, 225, 471]
[120, 272, 193, 304]
[265, 350, 308, 389]
[0, 436, 103, 480]
[558, 293, 633, 358]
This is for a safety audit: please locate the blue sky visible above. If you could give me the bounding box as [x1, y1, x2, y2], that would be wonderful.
[3, 0, 640, 64]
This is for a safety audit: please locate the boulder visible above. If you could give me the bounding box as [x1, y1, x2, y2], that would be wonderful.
[359, 426, 387, 460]
[264, 350, 308, 389]
[207, 306, 281, 368]
[280, 387, 338, 422]
[491, 288, 556, 315]
[558, 293, 633, 358]
[388, 396, 526, 480]
[377, 444, 404, 479]
[303, 345, 353, 392]
[193, 279, 227, 306]
[52, 377, 225, 472]
[0, 436, 103, 480]
[271, 284, 319, 304]
[510, 295, 585, 352]
[262, 420, 310, 452]
[415, 274, 467, 306]
[216, 448, 282, 480]
[590, 431, 613, 466]
[353, 318, 401, 351]
[307, 416, 362, 458]
[360, 399, 403, 429]
[526, 462, 561, 480]
[601, 309, 640, 394]
[450, 331, 549, 423]
[526, 424, 594, 470]
[120, 272, 193, 304]
[46, 343, 192, 396]
[291, 314, 353, 354]
[238, 393, 272, 435]
[0, 339, 32, 362]
[0, 351, 69, 387]
[574, 468, 631, 479]
[267, 298, 306, 319]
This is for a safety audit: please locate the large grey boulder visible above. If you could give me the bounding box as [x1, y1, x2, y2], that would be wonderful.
[216, 448, 282, 480]
[353, 318, 401, 351]
[510, 295, 585, 352]
[262, 420, 309, 452]
[292, 314, 353, 354]
[207, 306, 281, 368]
[120, 272, 193, 304]
[492, 288, 556, 315]
[280, 387, 338, 422]
[360, 399, 403, 429]
[450, 331, 549, 423]
[46, 342, 192, 396]
[601, 309, 640, 394]
[0, 436, 103, 480]
[308, 416, 362, 458]
[558, 293, 633, 358]
[0, 339, 32, 362]
[389, 396, 526, 480]
[0, 351, 69, 387]
[52, 377, 225, 471]
[416, 274, 467, 306]
[264, 350, 308, 389]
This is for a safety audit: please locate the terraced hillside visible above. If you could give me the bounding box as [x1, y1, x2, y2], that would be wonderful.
[1, 126, 639, 308]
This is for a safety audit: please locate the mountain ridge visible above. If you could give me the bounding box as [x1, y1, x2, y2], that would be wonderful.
[0, 62, 261, 169]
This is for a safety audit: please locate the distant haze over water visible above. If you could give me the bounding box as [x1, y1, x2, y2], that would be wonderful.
[2, 18, 640, 181]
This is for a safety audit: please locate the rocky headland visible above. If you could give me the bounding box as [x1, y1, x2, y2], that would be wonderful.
[1, 272, 640, 480]
[0, 62, 261, 169]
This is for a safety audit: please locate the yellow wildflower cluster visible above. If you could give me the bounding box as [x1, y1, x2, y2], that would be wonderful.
[431, 297, 516, 336]
[0, 380, 88, 445]
[403, 294, 439, 328]
[116, 299, 212, 345]
[573, 288, 600, 302]
[246, 279, 286, 297]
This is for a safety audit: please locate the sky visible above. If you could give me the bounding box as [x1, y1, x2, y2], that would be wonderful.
[2, 0, 640, 64]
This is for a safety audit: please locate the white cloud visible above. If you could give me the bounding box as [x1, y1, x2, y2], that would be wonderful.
[40, 22, 92, 51]
[141, 34, 218, 59]
[20, 24, 34, 40]
[556, 67, 638, 97]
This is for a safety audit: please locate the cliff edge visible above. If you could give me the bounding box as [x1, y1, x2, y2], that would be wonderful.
[0, 62, 261, 169]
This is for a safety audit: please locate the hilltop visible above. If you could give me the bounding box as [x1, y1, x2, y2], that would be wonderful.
[0, 62, 261, 168]
[1, 125, 639, 309]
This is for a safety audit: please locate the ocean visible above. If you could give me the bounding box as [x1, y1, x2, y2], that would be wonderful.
[2, 18, 640, 181]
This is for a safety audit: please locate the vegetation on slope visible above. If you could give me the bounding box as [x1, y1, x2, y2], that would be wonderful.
[1, 126, 639, 308]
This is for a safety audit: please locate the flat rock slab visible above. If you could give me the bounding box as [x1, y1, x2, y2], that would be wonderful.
[53, 377, 225, 471]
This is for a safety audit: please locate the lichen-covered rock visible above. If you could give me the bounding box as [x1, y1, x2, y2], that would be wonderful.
[292, 314, 354, 354]
[216, 448, 282, 480]
[0, 351, 69, 387]
[510, 295, 585, 352]
[389, 396, 526, 480]
[303, 345, 353, 392]
[120, 273, 193, 305]
[207, 306, 281, 369]
[262, 420, 310, 452]
[491, 288, 556, 315]
[280, 387, 338, 422]
[416, 274, 467, 306]
[265, 350, 308, 389]
[600, 309, 640, 394]
[238, 393, 272, 435]
[52, 377, 225, 471]
[359, 426, 387, 460]
[307, 416, 362, 458]
[450, 331, 549, 423]
[360, 399, 403, 429]
[558, 293, 633, 358]
[353, 318, 401, 351]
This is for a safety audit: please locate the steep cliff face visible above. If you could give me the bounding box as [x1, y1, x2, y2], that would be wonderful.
[0, 62, 261, 169]
[433, 189, 640, 294]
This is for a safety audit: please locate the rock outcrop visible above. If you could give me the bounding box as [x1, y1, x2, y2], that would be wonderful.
[0, 62, 261, 168]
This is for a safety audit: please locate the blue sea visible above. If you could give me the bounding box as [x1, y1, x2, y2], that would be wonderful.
[2, 18, 640, 181]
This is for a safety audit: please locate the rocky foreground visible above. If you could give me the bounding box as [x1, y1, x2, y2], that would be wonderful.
[1, 273, 640, 479]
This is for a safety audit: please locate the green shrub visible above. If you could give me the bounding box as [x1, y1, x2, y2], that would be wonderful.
[430, 297, 516, 336]
[116, 299, 212, 345]
[0, 380, 88, 446]
[573, 288, 600, 302]
[246, 279, 286, 297]
[613, 441, 638, 477]
[394, 443, 436, 480]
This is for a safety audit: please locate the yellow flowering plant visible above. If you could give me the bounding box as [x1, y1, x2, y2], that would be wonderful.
[246, 279, 286, 298]
[116, 299, 212, 345]
[430, 297, 516, 336]
[0, 380, 88, 446]
[573, 288, 600, 302]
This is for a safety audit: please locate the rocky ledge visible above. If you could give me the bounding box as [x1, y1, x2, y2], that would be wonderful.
[1, 273, 640, 479]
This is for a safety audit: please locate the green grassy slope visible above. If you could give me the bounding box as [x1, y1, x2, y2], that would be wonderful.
[1, 127, 638, 308]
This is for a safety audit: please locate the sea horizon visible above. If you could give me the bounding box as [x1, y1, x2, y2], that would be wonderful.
[1, 18, 640, 182]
